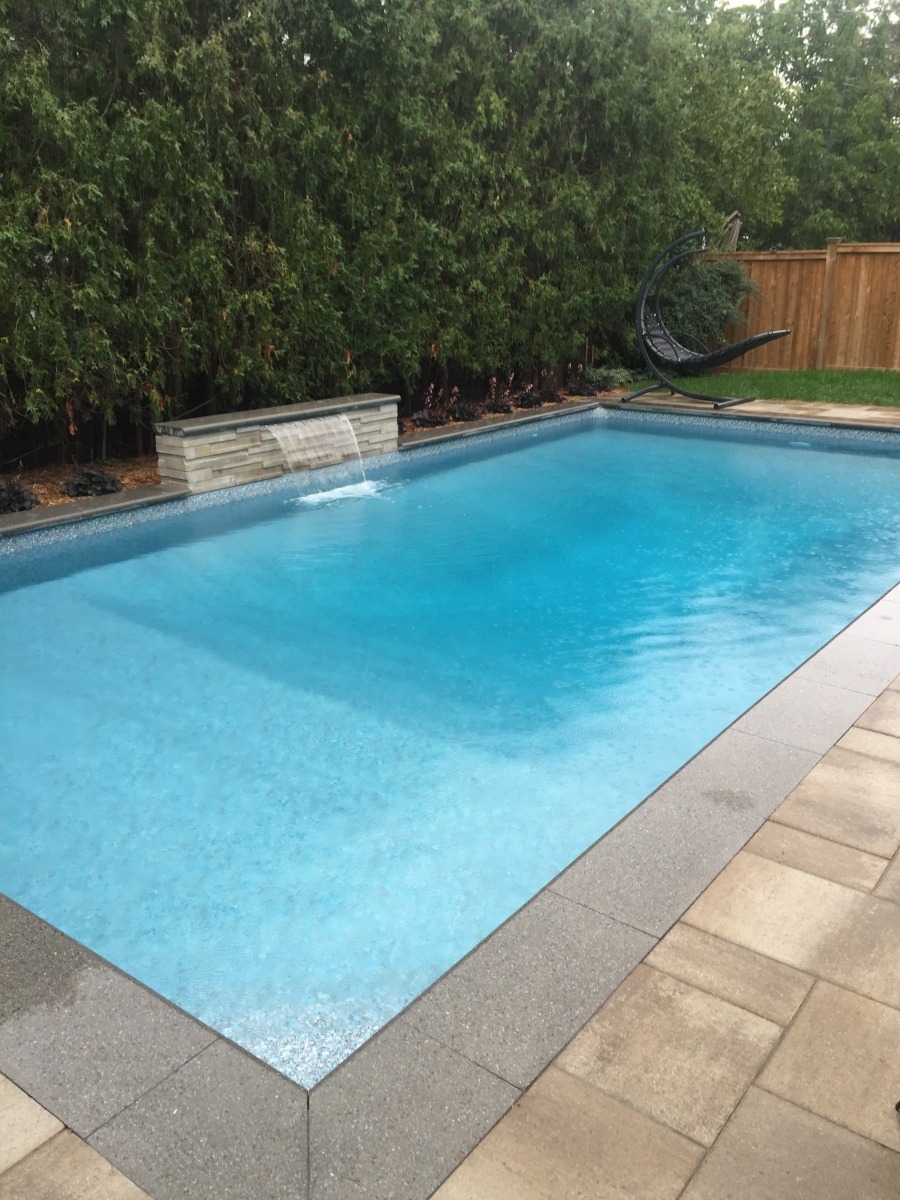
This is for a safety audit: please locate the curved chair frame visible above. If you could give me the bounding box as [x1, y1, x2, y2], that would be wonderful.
[622, 229, 790, 409]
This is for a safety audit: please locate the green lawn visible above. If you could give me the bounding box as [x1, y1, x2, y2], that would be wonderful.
[664, 369, 900, 407]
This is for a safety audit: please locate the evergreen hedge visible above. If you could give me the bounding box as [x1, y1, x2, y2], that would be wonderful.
[0, 0, 896, 461]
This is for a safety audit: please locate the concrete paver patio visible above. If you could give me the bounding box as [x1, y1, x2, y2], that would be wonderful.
[433, 677, 900, 1199]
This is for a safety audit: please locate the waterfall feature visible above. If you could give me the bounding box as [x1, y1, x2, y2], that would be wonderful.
[268, 413, 382, 503]
[269, 414, 364, 478]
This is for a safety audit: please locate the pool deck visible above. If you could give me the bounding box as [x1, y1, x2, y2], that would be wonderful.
[2, 398, 900, 1198]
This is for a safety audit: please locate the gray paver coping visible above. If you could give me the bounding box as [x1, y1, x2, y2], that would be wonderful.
[2, 402, 900, 1197]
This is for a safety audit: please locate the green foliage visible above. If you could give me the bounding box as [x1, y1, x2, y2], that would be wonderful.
[716, 0, 900, 248]
[584, 365, 640, 391]
[662, 257, 756, 347]
[0, 0, 897, 455]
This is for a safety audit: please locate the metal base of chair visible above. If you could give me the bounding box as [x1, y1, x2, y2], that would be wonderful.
[620, 383, 755, 409]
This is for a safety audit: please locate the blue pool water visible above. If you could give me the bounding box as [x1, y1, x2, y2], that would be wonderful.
[3, 411, 900, 1084]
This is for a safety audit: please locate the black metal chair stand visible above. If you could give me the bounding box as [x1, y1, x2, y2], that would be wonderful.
[622, 230, 790, 409]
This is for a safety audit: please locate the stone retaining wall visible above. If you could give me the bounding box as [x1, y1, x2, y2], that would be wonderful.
[154, 393, 399, 494]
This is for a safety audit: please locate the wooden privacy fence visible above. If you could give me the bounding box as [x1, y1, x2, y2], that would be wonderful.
[720, 240, 900, 371]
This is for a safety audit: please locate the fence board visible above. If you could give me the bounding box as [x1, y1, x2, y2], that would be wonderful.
[720, 241, 900, 371]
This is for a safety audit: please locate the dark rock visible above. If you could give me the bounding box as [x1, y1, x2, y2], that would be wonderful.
[0, 481, 39, 514]
[59, 467, 124, 497]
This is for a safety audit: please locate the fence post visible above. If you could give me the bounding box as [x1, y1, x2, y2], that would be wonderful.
[816, 237, 843, 369]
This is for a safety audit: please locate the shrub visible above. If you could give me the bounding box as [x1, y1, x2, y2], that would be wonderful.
[584, 366, 639, 392]
[660, 258, 756, 347]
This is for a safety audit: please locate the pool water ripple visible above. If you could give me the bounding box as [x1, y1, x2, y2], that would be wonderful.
[3, 411, 900, 1084]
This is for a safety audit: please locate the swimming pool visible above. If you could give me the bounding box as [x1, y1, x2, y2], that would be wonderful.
[3, 409, 900, 1086]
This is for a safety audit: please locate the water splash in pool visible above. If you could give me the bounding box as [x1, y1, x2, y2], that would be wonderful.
[293, 479, 388, 506]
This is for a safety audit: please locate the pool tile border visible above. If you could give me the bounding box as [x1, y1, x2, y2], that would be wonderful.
[4, 415, 900, 1196]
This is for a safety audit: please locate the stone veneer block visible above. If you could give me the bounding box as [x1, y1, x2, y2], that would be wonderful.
[433, 1066, 703, 1200]
[758, 982, 900, 1152]
[556, 965, 780, 1145]
[0, 1074, 63, 1175]
[745, 821, 889, 892]
[682, 852, 900, 1009]
[771, 746, 900, 857]
[645, 922, 813, 1025]
[155, 394, 400, 494]
[682, 1087, 900, 1200]
[0, 1131, 150, 1200]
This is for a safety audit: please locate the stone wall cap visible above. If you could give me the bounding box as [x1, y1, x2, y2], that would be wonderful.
[154, 394, 400, 438]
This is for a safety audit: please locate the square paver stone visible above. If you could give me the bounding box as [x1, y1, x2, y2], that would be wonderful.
[411, 890, 655, 1089]
[847, 599, 900, 647]
[683, 852, 900, 1010]
[432, 1065, 703, 1200]
[745, 821, 889, 892]
[0, 896, 91, 1023]
[874, 852, 900, 904]
[682, 1086, 900, 1200]
[839, 723, 900, 766]
[645, 922, 812, 1026]
[310, 1016, 519, 1200]
[796, 632, 900, 696]
[771, 746, 900, 857]
[0, 963, 216, 1137]
[759, 981, 900, 1152]
[0, 1130, 149, 1200]
[732, 675, 871, 753]
[555, 964, 780, 1145]
[90, 1039, 307, 1200]
[0, 1074, 62, 1176]
[551, 730, 818, 937]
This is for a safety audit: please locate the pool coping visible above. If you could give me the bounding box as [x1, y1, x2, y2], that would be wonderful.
[4, 411, 900, 1197]
[155, 392, 400, 438]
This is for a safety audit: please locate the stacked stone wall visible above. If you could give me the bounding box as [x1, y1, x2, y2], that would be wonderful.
[154, 395, 399, 494]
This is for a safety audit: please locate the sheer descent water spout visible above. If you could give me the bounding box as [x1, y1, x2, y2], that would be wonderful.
[268, 414, 365, 480]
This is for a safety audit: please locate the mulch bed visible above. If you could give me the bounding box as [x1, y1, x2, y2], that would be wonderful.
[399, 392, 615, 444]
[0, 456, 161, 507]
